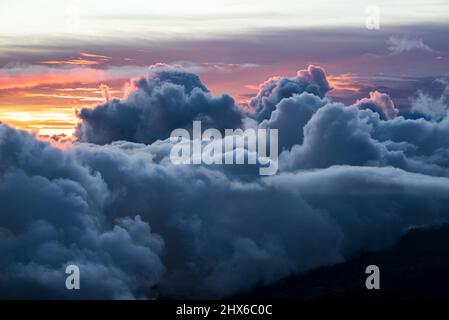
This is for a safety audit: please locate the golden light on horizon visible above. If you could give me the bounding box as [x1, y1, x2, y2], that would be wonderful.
[0, 109, 78, 136]
[0, 64, 127, 136]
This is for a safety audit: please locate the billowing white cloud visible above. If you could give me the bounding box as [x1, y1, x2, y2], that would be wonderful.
[411, 79, 449, 121]
[387, 36, 435, 55]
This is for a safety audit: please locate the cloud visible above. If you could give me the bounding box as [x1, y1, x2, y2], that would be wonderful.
[67, 133, 449, 298]
[75, 66, 244, 145]
[354, 91, 399, 120]
[280, 103, 395, 170]
[387, 36, 435, 55]
[0, 125, 165, 299]
[2, 64, 449, 299]
[259, 92, 328, 150]
[40, 53, 112, 66]
[0, 64, 148, 89]
[250, 65, 331, 122]
[411, 79, 449, 121]
[99, 84, 113, 102]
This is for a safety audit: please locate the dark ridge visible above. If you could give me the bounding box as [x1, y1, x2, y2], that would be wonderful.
[236, 224, 449, 300]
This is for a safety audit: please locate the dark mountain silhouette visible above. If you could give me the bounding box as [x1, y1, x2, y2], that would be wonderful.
[238, 224, 449, 300]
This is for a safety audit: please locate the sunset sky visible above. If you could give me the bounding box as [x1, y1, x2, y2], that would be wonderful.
[3, 0, 449, 300]
[1, 0, 448, 136]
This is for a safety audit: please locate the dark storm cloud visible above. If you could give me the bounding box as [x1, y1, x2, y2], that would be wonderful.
[259, 92, 328, 150]
[0, 125, 165, 299]
[67, 135, 449, 298]
[280, 103, 398, 170]
[2, 64, 449, 299]
[75, 66, 244, 144]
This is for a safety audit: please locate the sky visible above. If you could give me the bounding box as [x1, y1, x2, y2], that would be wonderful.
[3, 0, 449, 299]
[0, 0, 448, 135]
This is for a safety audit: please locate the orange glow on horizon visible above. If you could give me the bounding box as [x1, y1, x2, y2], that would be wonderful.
[327, 74, 366, 93]
[0, 109, 78, 136]
[79, 52, 112, 60]
[0, 80, 124, 136]
[0, 68, 133, 90]
[41, 59, 104, 65]
[24, 93, 106, 102]
[0, 57, 365, 138]
[40, 52, 112, 66]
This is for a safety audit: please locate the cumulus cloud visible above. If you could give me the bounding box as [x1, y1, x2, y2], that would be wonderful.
[411, 79, 449, 121]
[354, 90, 399, 120]
[280, 103, 402, 170]
[387, 36, 435, 55]
[99, 84, 112, 102]
[259, 92, 328, 150]
[2, 64, 449, 299]
[250, 65, 331, 121]
[0, 125, 165, 299]
[75, 66, 244, 144]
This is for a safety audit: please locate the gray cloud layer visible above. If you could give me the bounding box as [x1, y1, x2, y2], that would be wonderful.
[75, 66, 243, 145]
[0, 126, 165, 299]
[1, 65, 449, 299]
[250, 65, 331, 122]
